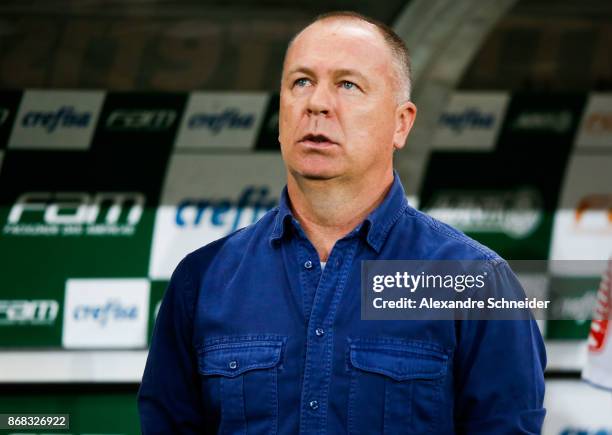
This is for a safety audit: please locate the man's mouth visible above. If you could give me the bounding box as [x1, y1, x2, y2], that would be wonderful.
[299, 134, 337, 147]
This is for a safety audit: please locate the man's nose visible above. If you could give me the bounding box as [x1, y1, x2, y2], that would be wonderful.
[306, 83, 332, 116]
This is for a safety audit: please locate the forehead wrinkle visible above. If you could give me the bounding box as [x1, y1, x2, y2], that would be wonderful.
[287, 30, 389, 68]
[285, 18, 391, 66]
[282, 18, 400, 99]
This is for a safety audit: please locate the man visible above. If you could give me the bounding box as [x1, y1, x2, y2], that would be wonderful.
[138, 11, 546, 434]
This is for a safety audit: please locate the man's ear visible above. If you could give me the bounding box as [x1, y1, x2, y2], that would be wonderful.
[393, 101, 417, 151]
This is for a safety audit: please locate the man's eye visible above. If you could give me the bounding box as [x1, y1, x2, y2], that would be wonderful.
[294, 78, 311, 87]
[341, 81, 357, 90]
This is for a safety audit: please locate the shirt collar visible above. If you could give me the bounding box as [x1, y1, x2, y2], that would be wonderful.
[269, 186, 295, 244]
[269, 171, 408, 252]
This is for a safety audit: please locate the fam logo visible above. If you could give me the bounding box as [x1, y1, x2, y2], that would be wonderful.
[0, 108, 9, 127]
[574, 194, 612, 233]
[187, 108, 255, 134]
[4, 192, 145, 236]
[0, 299, 59, 325]
[20, 106, 91, 133]
[175, 186, 277, 233]
[105, 109, 177, 131]
[511, 110, 573, 133]
[62, 278, 150, 349]
[438, 108, 495, 133]
[424, 188, 542, 238]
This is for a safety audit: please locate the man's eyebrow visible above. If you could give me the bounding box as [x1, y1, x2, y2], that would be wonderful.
[333, 68, 369, 84]
[286, 67, 369, 84]
[286, 66, 316, 77]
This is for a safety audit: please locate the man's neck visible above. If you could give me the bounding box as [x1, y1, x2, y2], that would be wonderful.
[287, 170, 394, 261]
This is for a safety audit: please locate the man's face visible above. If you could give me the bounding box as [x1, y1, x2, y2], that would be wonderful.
[279, 19, 412, 182]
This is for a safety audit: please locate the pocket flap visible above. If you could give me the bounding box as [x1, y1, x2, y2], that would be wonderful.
[199, 340, 283, 377]
[349, 340, 448, 382]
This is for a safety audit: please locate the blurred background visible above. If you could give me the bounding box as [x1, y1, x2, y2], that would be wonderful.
[0, 0, 611, 433]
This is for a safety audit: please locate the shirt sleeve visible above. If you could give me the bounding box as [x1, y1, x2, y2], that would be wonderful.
[453, 261, 547, 434]
[138, 255, 205, 434]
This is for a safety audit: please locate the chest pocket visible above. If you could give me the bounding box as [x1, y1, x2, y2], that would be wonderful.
[347, 338, 449, 435]
[198, 337, 285, 435]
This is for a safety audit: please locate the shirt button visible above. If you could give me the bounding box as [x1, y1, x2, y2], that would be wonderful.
[228, 360, 238, 370]
[335, 256, 343, 267]
[304, 260, 313, 269]
[309, 400, 319, 410]
[315, 328, 325, 337]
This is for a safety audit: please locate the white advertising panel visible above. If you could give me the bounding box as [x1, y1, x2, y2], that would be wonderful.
[175, 92, 269, 150]
[543, 380, 612, 435]
[575, 94, 612, 150]
[550, 155, 612, 275]
[8, 90, 104, 150]
[432, 92, 509, 150]
[148, 153, 285, 279]
[62, 278, 150, 349]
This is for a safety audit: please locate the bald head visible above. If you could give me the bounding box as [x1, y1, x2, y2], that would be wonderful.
[284, 11, 412, 103]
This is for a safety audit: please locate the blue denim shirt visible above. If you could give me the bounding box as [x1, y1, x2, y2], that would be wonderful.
[138, 173, 546, 434]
